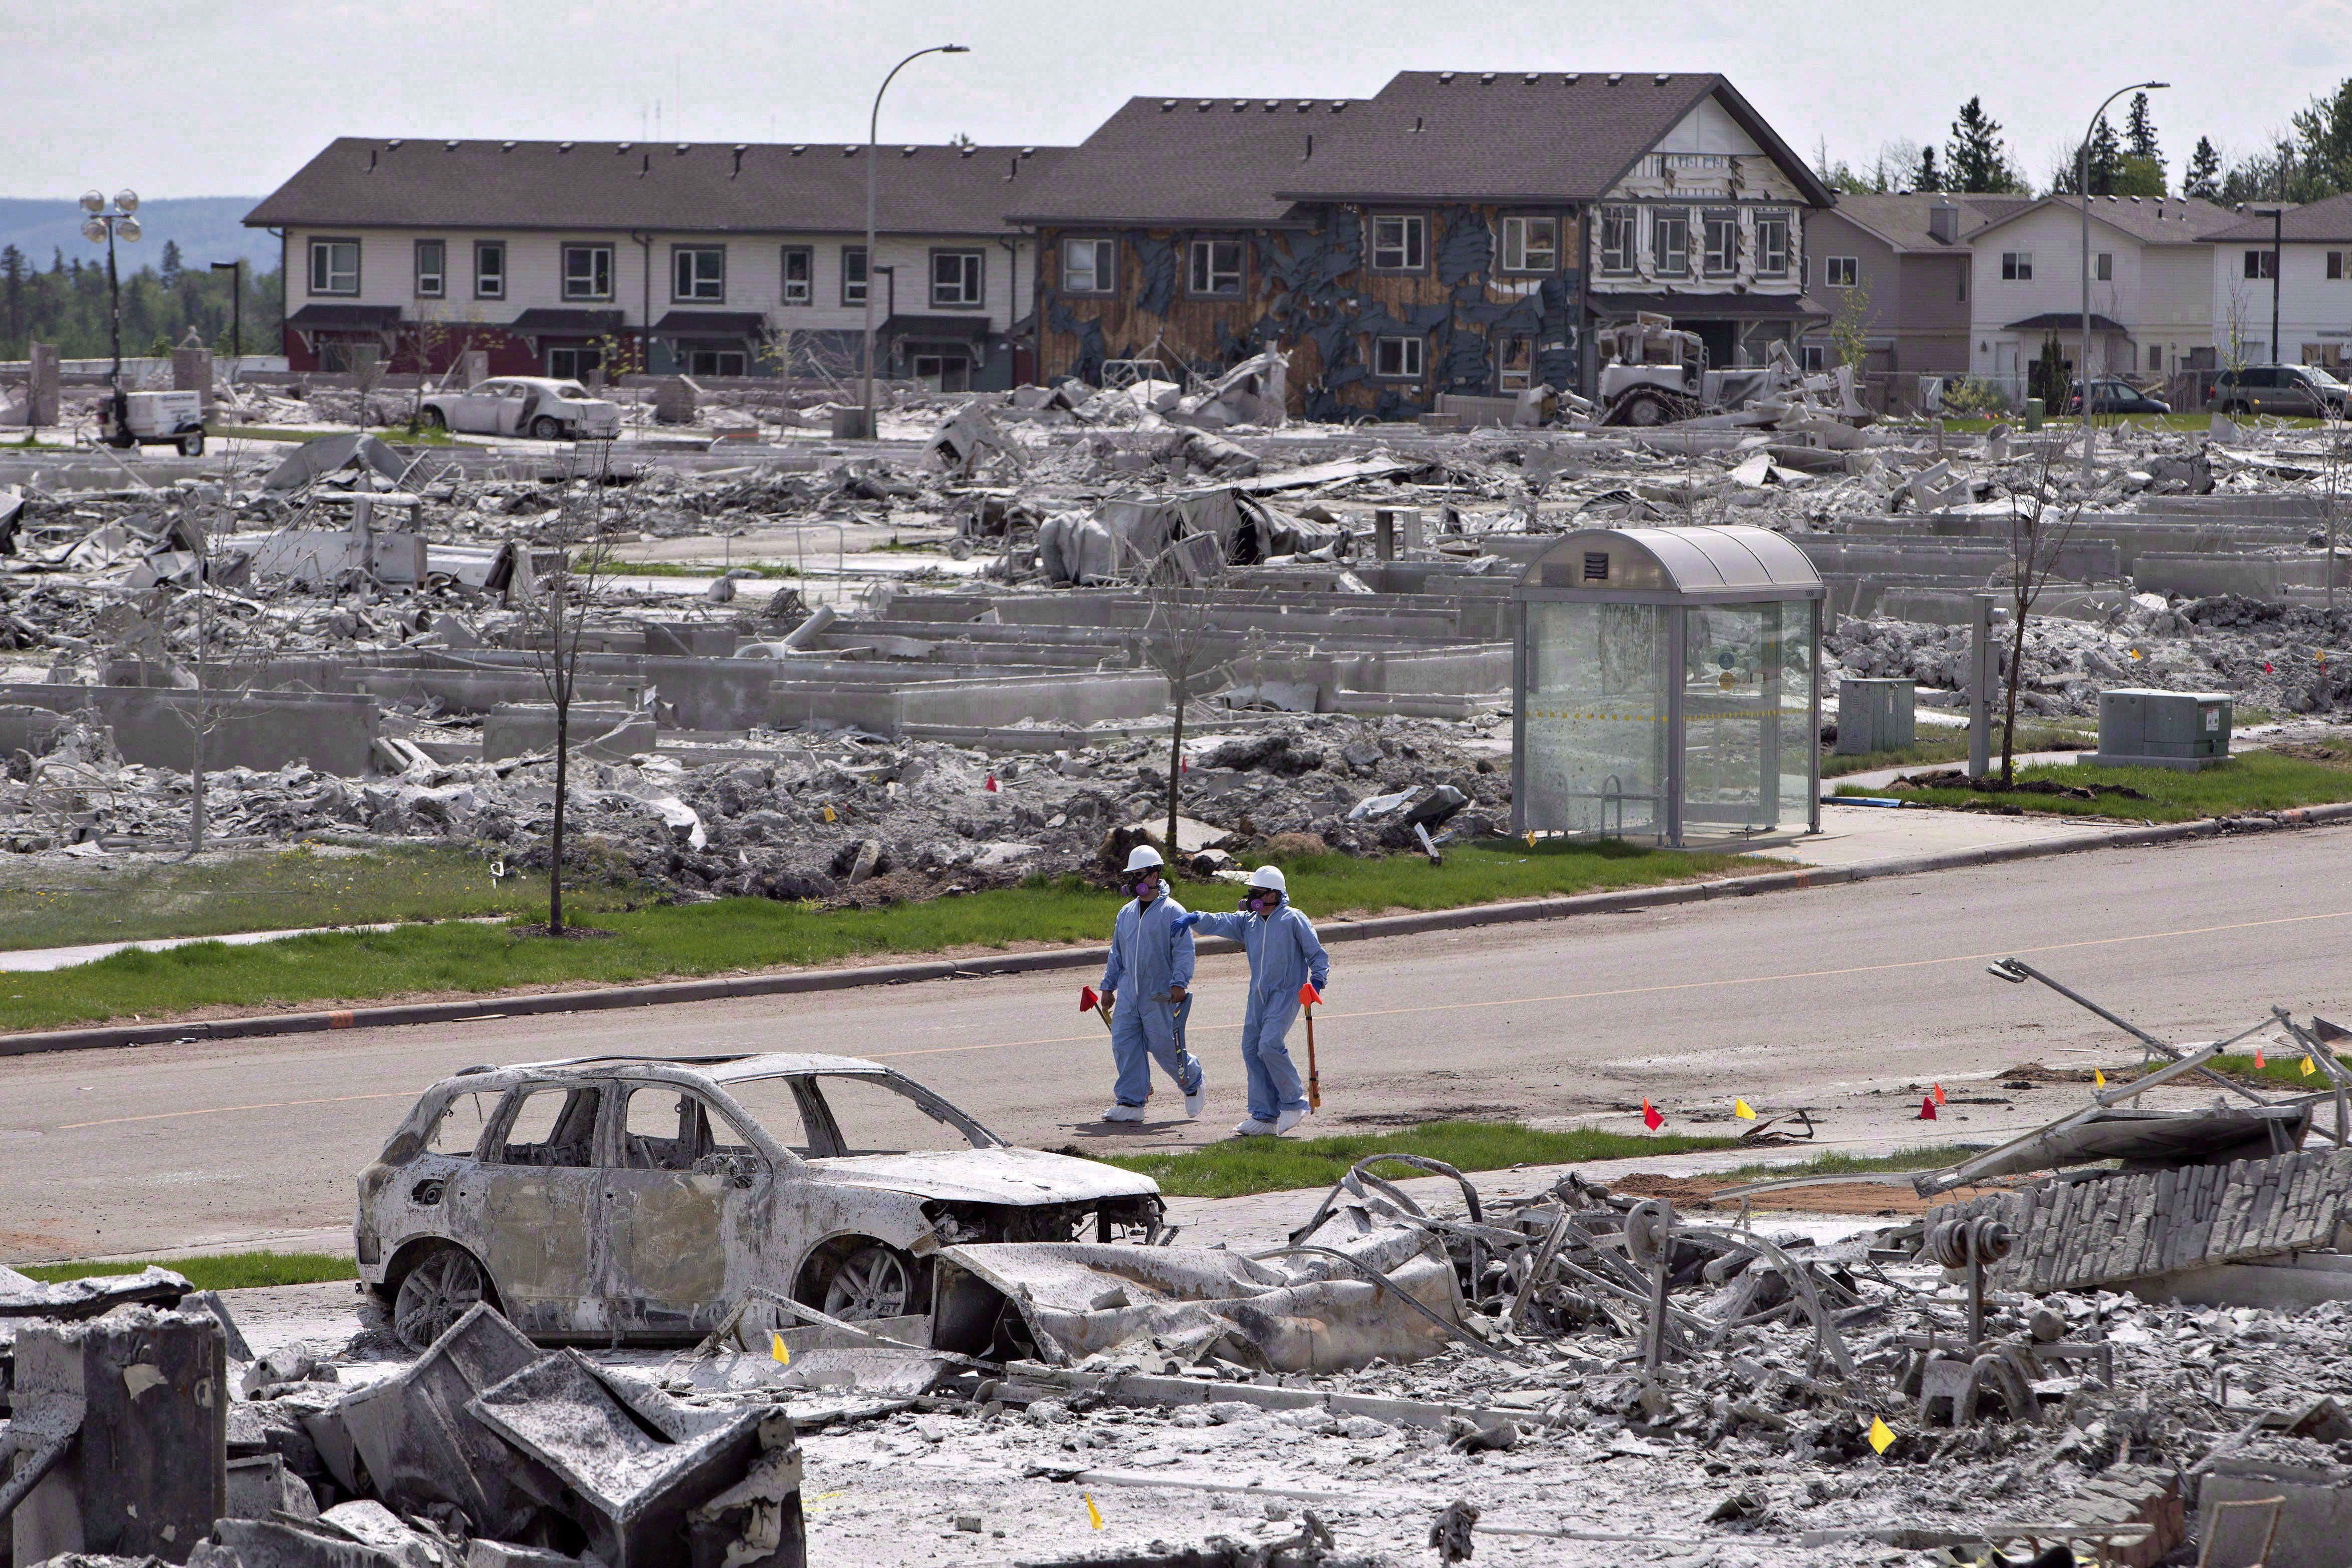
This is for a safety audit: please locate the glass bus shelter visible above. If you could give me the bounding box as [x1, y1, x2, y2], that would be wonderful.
[1511, 526, 1824, 849]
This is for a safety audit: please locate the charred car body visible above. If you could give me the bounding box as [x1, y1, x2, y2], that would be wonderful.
[357, 1053, 1165, 1351]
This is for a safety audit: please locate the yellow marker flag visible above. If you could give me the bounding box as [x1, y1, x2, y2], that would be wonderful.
[1733, 1098, 1757, 1121]
[822, 805, 837, 823]
[770, 1332, 790, 1365]
[2093, 1068, 2107, 1088]
[1524, 831, 1537, 848]
[1084, 1494, 1104, 1530]
[2303, 1056, 2319, 1078]
[1867, 1417, 1896, 1454]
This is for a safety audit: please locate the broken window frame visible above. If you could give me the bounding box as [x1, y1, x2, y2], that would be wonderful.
[841, 245, 868, 305]
[1496, 335, 1534, 391]
[1824, 255, 1858, 289]
[1651, 206, 1691, 278]
[474, 240, 506, 300]
[1701, 208, 1739, 278]
[1500, 215, 1558, 274]
[1598, 206, 1637, 276]
[486, 1083, 603, 1168]
[1186, 237, 1245, 298]
[413, 239, 445, 299]
[780, 245, 813, 306]
[929, 248, 986, 309]
[1370, 213, 1428, 273]
[1752, 210, 1790, 279]
[1372, 334, 1426, 379]
[2001, 250, 2032, 282]
[672, 245, 726, 304]
[308, 237, 361, 297]
[561, 243, 614, 302]
[1062, 236, 1115, 295]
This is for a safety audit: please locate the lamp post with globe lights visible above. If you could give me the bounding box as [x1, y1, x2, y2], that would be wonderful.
[80, 189, 141, 442]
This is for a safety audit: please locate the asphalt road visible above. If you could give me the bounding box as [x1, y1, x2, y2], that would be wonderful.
[5, 826, 2347, 1262]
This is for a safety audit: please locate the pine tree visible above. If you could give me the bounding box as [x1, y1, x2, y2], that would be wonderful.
[2087, 116, 2126, 195]
[2290, 77, 2352, 195]
[1, 245, 25, 347]
[160, 240, 183, 289]
[1948, 98, 2021, 194]
[2184, 137, 2223, 201]
[1915, 145, 1943, 192]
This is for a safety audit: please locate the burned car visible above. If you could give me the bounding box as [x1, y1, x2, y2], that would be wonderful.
[357, 1053, 1164, 1351]
[415, 376, 623, 441]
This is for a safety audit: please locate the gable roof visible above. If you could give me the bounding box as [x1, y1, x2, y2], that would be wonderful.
[2200, 194, 2352, 242]
[1820, 192, 2030, 251]
[1961, 192, 2235, 247]
[1008, 70, 1832, 227]
[245, 138, 1067, 235]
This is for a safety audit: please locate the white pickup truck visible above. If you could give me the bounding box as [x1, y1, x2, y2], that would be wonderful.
[415, 376, 623, 441]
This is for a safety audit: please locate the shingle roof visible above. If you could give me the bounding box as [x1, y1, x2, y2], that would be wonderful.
[2200, 193, 2352, 242]
[245, 139, 1068, 235]
[1963, 192, 2236, 246]
[1007, 70, 1832, 226]
[1820, 192, 2028, 251]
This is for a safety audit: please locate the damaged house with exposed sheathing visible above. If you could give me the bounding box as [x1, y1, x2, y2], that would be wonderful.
[1013, 70, 1836, 419]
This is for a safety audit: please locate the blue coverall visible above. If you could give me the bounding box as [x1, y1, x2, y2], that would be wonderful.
[1100, 890, 1203, 1110]
[1185, 900, 1330, 1124]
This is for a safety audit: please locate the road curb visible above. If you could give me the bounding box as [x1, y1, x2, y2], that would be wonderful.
[8, 802, 2348, 1059]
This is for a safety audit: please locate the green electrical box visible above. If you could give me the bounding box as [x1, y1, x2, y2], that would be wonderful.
[2023, 397, 2045, 431]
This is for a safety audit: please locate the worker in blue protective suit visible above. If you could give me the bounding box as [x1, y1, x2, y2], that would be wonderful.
[1178, 865, 1330, 1137]
[1097, 844, 1207, 1123]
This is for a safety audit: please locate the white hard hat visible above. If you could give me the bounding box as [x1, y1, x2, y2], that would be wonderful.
[1247, 865, 1287, 893]
[1124, 844, 1165, 873]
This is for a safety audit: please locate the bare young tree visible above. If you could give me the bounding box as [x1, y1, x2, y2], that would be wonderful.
[2322, 393, 2347, 614]
[1131, 530, 1230, 857]
[1995, 445, 2085, 786]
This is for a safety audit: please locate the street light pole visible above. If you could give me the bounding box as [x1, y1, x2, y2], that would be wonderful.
[859, 44, 969, 440]
[2080, 81, 2166, 483]
[80, 189, 141, 444]
[210, 260, 244, 360]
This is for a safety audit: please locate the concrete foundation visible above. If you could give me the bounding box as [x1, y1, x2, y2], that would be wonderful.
[0, 685, 379, 774]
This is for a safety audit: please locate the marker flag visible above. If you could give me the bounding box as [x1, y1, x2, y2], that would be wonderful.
[2094, 1068, 2107, 1088]
[1298, 981, 1322, 1007]
[770, 1332, 790, 1366]
[1932, 1083, 1947, 1106]
[1642, 1099, 1664, 1131]
[2303, 1056, 2319, 1078]
[984, 773, 999, 793]
[2255, 1046, 2267, 1069]
[1733, 1098, 1757, 1121]
[821, 805, 837, 823]
[1919, 1096, 1938, 1121]
[1524, 831, 1537, 849]
[1080, 986, 1100, 1013]
[1867, 1417, 1896, 1454]
[1085, 1495, 1104, 1529]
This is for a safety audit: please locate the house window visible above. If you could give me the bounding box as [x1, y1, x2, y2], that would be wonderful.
[1371, 214, 1427, 272]
[2245, 249, 2277, 280]
[780, 246, 812, 305]
[548, 344, 602, 380]
[1497, 336, 1534, 392]
[841, 246, 868, 305]
[1701, 209, 1739, 277]
[473, 240, 505, 299]
[2329, 251, 2346, 280]
[672, 246, 725, 302]
[1501, 216, 1557, 273]
[1373, 335, 1425, 379]
[686, 348, 746, 377]
[1652, 207, 1690, 276]
[1063, 237, 1114, 294]
[1824, 256, 1858, 289]
[1187, 238, 1243, 297]
[2001, 251, 2032, 281]
[1803, 342, 1827, 373]
[930, 249, 984, 309]
[562, 244, 613, 302]
[412, 240, 444, 299]
[2149, 343, 2163, 372]
[1753, 210, 1789, 279]
[1598, 206, 1636, 275]
[308, 238, 360, 296]
[2094, 251, 2113, 282]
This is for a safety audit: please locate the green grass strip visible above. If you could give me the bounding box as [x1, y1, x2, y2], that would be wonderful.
[1093, 1120, 1737, 1199]
[13, 1251, 358, 1292]
[1820, 726, 2094, 779]
[1833, 751, 2352, 824]
[1716, 1144, 1984, 1182]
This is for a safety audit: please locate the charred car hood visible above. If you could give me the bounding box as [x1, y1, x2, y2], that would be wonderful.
[806, 1146, 1159, 1206]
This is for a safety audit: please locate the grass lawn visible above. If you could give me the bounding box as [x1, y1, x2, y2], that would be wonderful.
[1822, 724, 2095, 780]
[1833, 748, 2352, 823]
[1717, 1145, 1984, 1182]
[13, 1252, 358, 1291]
[2208, 1052, 2344, 1091]
[1093, 1121, 1738, 1199]
[578, 554, 800, 579]
[210, 424, 462, 446]
[0, 839, 1763, 1034]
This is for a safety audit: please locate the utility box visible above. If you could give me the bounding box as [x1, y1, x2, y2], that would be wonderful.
[2087, 687, 2233, 771]
[1835, 677, 1918, 755]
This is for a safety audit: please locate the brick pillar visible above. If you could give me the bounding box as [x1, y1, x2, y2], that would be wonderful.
[173, 345, 215, 414]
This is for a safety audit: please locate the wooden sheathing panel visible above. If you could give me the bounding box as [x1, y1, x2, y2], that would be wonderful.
[1037, 205, 1586, 420]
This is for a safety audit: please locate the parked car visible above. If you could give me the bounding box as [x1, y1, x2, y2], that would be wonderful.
[357, 1053, 1165, 1350]
[415, 376, 623, 440]
[2210, 364, 2348, 419]
[2066, 379, 2172, 416]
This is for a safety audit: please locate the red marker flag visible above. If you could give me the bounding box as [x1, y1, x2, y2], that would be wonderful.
[1919, 1096, 1939, 1121]
[1932, 1083, 1947, 1106]
[1080, 986, 1099, 1012]
[1642, 1099, 1664, 1131]
[2254, 1046, 2267, 1069]
[985, 772, 999, 792]
[1298, 981, 1322, 1007]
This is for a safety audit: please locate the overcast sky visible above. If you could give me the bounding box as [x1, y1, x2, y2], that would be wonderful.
[13, 0, 2349, 201]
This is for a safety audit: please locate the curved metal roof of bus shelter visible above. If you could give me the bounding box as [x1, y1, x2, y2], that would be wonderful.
[1513, 525, 1824, 604]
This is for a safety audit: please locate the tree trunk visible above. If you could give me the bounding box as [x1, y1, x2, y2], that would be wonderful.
[1164, 678, 1185, 867]
[187, 695, 206, 855]
[550, 700, 567, 936]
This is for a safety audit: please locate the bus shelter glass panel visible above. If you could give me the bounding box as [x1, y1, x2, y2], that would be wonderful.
[1523, 600, 1670, 837]
[1680, 601, 1814, 832]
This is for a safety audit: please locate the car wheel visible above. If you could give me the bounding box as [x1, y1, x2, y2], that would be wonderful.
[179, 432, 205, 457]
[418, 406, 446, 430]
[819, 1244, 918, 1321]
[391, 1242, 493, 1351]
[530, 415, 564, 441]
